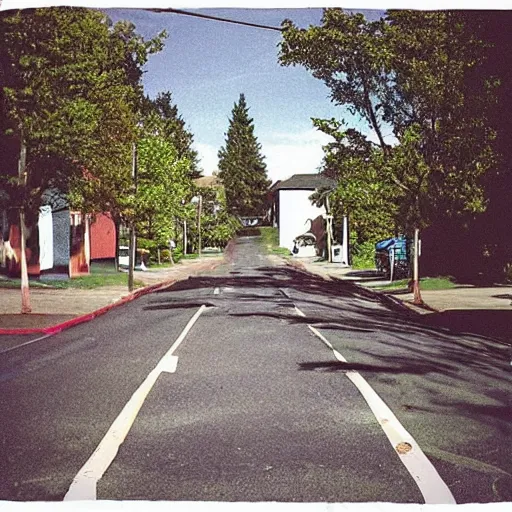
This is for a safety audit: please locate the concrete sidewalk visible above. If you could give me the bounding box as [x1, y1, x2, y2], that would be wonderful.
[0, 255, 224, 330]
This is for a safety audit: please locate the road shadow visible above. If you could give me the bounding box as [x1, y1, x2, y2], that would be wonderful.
[152, 264, 511, 363]
[144, 246, 512, 447]
[419, 309, 512, 347]
[298, 359, 454, 375]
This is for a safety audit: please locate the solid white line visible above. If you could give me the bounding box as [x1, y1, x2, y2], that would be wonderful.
[0, 334, 52, 356]
[3, 500, 512, 512]
[160, 355, 179, 374]
[294, 305, 456, 505]
[64, 305, 207, 501]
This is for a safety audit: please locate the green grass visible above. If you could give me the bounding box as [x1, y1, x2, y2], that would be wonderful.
[375, 276, 457, 291]
[0, 279, 56, 289]
[351, 254, 376, 270]
[0, 262, 145, 290]
[147, 262, 175, 269]
[259, 227, 291, 256]
[57, 273, 145, 289]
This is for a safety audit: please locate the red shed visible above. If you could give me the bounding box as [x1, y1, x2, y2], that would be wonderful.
[90, 213, 116, 260]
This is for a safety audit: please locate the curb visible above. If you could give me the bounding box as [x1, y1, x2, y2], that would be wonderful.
[0, 258, 225, 337]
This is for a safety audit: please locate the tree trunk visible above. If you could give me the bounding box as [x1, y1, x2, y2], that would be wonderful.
[326, 217, 332, 263]
[19, 209, 31, 314]
[157, 247, 161, 265]
[18, 134, 31, 314]
[128, 140, 137, 292]
[412, 227, 423, 305]
[341, 215, 349, 266]
[325, 197, 332, 263]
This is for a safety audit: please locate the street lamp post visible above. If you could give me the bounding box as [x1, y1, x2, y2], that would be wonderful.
[191, 194, 202, 256]
[181, 199, 187, 255]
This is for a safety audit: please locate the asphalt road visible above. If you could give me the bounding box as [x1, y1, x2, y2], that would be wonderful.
[1, 236, 511, 504]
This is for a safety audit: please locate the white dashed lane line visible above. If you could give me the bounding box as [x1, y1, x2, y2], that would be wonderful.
[64, 305, 207, 501]
[294, 304, 456, 505]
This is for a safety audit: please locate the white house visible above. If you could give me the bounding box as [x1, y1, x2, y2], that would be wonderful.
[272, 174, 336, 256]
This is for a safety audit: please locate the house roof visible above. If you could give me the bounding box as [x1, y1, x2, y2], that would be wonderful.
[269, 180, 282, 193]
[273, 174, 335, 191]
[194, 175, 223, 188]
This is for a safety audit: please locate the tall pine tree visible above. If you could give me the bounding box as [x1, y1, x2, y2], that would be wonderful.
[218, 94, 270, 217]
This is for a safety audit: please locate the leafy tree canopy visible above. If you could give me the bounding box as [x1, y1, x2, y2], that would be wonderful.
[0, 7, 166, 224]
[142, 91, 202, 180]
[134, 135, 192, 246]
[279, 9, 498, 241]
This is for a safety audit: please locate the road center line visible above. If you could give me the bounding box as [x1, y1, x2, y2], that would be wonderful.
[64, 305, 207, 502]
[294, 304, 456, 505]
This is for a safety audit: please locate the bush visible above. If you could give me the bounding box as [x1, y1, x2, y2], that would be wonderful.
[172, 247, 183, 263]
[351, 240, 377, 269]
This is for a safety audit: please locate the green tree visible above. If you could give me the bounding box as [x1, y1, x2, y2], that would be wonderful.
[0, 7, 165, 310]
[134, 135, 192, 250]
[193, 186, 240, 250]
[311, 118, 396, 245]
[142, 91, 202, 180]
[280, 9, 498, 295]
[217, 94, 271, 217]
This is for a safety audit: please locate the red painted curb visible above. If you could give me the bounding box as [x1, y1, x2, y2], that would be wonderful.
[0, 258, 224, 337]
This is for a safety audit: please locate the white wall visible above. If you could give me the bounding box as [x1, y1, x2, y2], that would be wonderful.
[278, 189, 326, 250]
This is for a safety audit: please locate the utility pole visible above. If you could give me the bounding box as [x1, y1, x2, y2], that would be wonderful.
[18, 134, 31, 314]
[412, 227, 423, 304]
[128, 142, 137, 292]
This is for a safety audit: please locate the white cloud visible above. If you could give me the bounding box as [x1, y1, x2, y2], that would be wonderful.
[263, 144, 326, 184]
[262, 129, 332, 184]
[195, 143, 219, 176]
[195, 129, 332, 183]
[267, 129, 332, 147]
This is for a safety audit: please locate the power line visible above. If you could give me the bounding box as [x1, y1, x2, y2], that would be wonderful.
[145, 8, 283, 32]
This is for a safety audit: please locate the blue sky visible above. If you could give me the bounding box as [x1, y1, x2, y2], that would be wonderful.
[105, 8, 387, 183]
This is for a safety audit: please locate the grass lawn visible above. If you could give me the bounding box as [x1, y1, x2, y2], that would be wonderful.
[0, 262, 145, 290]
[147, 261, 175, 269]
[259, 227, 291, 256]
[374, 276, 457, 291]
